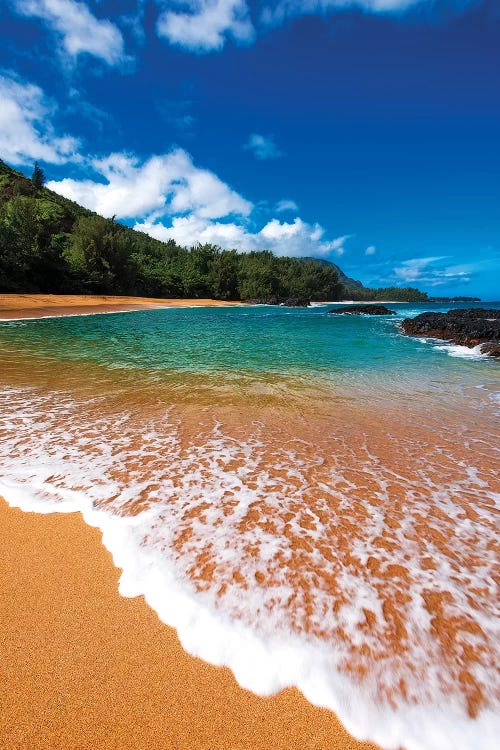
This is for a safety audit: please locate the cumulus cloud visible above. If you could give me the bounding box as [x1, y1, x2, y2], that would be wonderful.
[136, 214, 250, 248]
[135, 214, 349, 257]
[14, 0, 126, 65]
[275, 198, 299, 212]
[156, 0, 254, 52]
[365, 245, 376, 255]
[0, 72, 79, 164]
[47, 148, 252, 219]
[0, 72, 347, 261]
[244, 133, 284, 160]
[260, 219, 346, 255]
[48, 144, 347, 257]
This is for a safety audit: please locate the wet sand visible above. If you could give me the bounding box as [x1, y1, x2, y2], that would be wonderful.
[0, 498, 381, 750]
[0, 294, 243, 320]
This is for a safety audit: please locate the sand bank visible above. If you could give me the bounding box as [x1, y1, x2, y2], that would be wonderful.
[0, 294, 242, 320]
[0, 498, 380, 750]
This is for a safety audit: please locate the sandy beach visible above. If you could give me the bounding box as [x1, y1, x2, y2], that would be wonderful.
[0, 294, 243, 320]
[0, 498, 380, 750]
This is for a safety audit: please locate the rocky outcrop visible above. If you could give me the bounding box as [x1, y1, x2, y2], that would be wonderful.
[329, 305, 396, 315]
[401, 308, 500, 357]
[247, 296, 310, 307]
[281, 297, 310, 307]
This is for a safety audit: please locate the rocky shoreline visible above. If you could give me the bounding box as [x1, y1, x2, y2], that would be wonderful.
[401, 308, 500, 358]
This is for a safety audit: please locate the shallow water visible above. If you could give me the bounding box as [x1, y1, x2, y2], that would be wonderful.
[0, 302, 499, 750]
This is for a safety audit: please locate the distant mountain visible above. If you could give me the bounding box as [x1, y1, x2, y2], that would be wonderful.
[300, 257, 364, 290]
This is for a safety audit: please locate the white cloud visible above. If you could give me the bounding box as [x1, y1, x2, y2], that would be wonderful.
[135, 214, 349, 258]
[14, 0, 126, 65]
[47, 148, 252, 220]
[0, 72, 79, 164]
[244, 133, 284, 160]
[393, 256, 447, 283]
[154, 0, 475, 53]
[1, 76, 347, 261]
[48, 144, 349, 257]
[262, 0, 436, 26]
[391, 256, 473, 286]
[136, 215, 249, 248]
[275, 199, 299, 212]
[365, 245, 376, 256]
[157, 0, 254, 52]
[261, 219, 347, 256]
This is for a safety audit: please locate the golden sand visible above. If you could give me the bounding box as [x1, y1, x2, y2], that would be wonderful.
[0, 498, 381, 750]
[0, 294, 242, 319]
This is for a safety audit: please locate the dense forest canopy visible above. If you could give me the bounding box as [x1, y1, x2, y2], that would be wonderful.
[0, 160, 428, 303]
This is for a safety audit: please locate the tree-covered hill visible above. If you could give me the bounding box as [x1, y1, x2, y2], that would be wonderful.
[0, 159, 427, 303]
[300, 256, 364, 291]
[298, 257, 428, 302]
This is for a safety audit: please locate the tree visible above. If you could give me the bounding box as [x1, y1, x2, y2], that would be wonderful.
[8, 196, 40, 259]
[238, 250, 278, 299]
[31, 162, 45, 190]
[210, 249, 239, 300]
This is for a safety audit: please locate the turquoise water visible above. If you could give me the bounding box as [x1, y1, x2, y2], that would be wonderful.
[1, 302, 499, 385]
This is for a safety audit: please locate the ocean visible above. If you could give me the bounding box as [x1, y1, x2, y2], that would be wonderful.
[0, 301, 498, 750]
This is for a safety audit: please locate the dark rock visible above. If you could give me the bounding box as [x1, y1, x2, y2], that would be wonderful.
[281, 297, 310, 307]
[329, 304, 396, 315]
[401, 308, 500, 357]
[247, 295, 280, 306]
[247, 295, 310, 307]
[480, 342, 500, 358]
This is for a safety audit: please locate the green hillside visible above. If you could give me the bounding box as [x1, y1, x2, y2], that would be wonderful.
[0, 159, 427, 303]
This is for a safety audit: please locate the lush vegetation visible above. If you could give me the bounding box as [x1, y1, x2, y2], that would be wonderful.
[341, 285, 428, 303]
[0, 160, 427, 303]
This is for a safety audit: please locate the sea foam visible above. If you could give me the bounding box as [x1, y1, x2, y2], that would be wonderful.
[432, 342, 490, 359]
[0, 380, 499, 750]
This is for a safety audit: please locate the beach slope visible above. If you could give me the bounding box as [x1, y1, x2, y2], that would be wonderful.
[0, 499, 380, 750]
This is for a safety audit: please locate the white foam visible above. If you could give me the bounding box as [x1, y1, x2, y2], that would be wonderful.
[412, 337, 492, 360]
[0, 385, 499, 750]
[0, 308, 153, 322]
[2, 478, 498, 750]
[432, 343, 490, 360]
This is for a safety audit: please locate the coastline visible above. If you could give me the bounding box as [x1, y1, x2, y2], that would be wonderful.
[0, 294, 243, 320]
[0, 294, 410, 321]
[0, 497, 380, 750]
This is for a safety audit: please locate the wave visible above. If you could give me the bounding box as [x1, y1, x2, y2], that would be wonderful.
[432, 342, 490, 360]
[1, 377, 499, 750]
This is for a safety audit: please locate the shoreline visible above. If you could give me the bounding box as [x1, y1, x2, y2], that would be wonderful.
[0, 294, 411, 321]
[0, 496, 379, 750]
[0, 294, 243, 320]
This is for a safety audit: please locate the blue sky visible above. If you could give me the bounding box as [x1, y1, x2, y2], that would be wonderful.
[1, 0, 499, 298]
